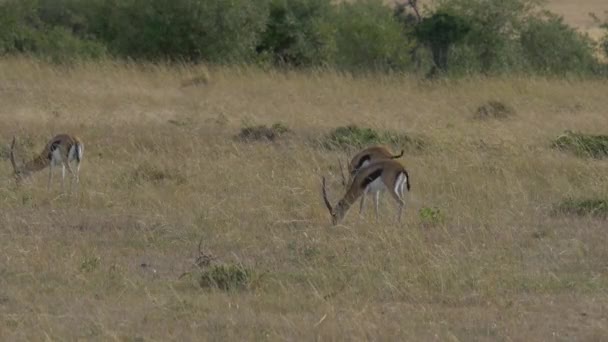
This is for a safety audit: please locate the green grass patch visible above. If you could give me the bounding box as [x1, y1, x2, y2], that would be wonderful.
[199, 264, 252, 291]
[554, 198, 608, 218]
[553, 130, 608, 158]
[321, 125, 425, 151]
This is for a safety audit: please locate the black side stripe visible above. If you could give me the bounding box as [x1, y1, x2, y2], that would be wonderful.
[353, 155, 371, 174]
[361, 169, 383, 189]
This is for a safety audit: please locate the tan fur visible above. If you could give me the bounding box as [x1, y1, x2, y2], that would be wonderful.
[323, 159, 410, 225]
[340, 145, 404, 187]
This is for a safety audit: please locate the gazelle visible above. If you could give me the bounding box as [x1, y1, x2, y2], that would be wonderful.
[322, 159, 410, 225]
[338, 145, 404, 217]
[9, 134, 84, 191]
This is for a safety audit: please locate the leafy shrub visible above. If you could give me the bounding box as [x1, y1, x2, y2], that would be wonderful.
[332, 0, 413, 72]
[236, 123, 292, 142]
[78, 0, 269, 62]
[473, 100, 515, 120]
[322, 125, 425, 151]
[414, 11, 470, 74]
[436, 0, 540, 74]
[554, 198, 608, 218]
[552, 131, 608, 159]
[199, 264, 252, 291]
[520, 13, 597, 75]
[256, 0, 334, 67]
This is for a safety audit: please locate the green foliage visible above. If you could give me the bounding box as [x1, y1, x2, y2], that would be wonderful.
[553, 131, 608, 159]
[520, 13, 597, 75]
[436, 0, 540, 74]
[419, 207, 444, 226]
[82, 0, 268, 63]
[256, 0, 333, 67]
[554, 198, 608, 218]
[322, 125, 425, 151]
[414, 11, 470, 73]
[199, 264, 252, 291]
[332, 0, 413, 72]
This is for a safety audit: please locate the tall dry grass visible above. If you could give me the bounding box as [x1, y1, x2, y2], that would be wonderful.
[0, 58, 607, 340]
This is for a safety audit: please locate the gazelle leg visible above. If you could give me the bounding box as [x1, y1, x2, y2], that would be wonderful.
[61, 164, 66, 191]
[389, 176, 407, 223]
[359, 193, 367, 216]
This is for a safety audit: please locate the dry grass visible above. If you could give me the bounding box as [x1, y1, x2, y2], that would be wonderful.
[1, 57, 608, 340]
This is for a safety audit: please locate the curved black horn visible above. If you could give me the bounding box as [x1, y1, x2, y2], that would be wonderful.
[321, 176, 333, 213]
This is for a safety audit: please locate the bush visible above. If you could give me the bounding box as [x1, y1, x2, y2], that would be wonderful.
[520, 13, 597, 75]
[332, 0, 413, 72]
[77, 0, 269, 62]
[199, 264, 252, 291]
[256, 0, 334, 67]
[419, 207, 445, 226]
[554, 198, 608, 218]
[322, 125, 425, 151]
[552, 131, 608, 159]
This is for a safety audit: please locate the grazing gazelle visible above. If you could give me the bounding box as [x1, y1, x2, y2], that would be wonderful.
[338, 145, 404, 216]
[9, 134, 84, 190]
[322, 159, 410, 225]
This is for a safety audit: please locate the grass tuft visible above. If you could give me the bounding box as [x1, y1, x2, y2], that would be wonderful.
[236, 123, 292, 142]
[554, 198, 608, 218]
[473, 100, 515, 120]
[199, 264, 252, 291]
[552, 130, 608, 158]
[321, 125, 425, 151]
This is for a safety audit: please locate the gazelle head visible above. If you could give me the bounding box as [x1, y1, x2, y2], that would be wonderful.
[322, 176, 349, 225]
[9, 137, 29, 184]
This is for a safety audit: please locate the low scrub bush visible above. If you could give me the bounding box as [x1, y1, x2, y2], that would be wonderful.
[552, 131, 608, 158]
[199, 264, 252, 291]
[554, 198, 608, 218]
[419, 207, 445, 227]
[131, 162, 186, 185]
[322, 125, 425, 151]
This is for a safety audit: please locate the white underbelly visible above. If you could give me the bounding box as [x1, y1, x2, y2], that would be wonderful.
[365, 177, 386, 193]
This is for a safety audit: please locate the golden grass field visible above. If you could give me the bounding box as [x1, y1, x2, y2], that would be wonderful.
[1, 55, 608, 341]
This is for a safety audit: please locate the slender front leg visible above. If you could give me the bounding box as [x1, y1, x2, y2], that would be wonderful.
[61, 164, 66, 191]
[359, 193, 367, 216]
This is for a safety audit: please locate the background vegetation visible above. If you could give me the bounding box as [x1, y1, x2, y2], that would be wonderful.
[1, 0, 608, 75]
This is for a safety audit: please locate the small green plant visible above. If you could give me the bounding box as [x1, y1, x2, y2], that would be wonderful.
[552, 131, 608, 159]
[322, 125, 425, 151]
[80, 255, 101, 273]
[236, 122, 292, 142]
[554, 198, 608, 218]
[473, 100, 515, 120]
[199, 264, 252, 291]
[419, 207, 444, 226]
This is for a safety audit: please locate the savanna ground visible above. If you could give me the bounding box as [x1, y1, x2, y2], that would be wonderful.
[0, 56, 608, 341]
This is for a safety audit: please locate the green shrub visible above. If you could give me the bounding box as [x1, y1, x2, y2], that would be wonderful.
[520, 13, 597, 75]
[322, 125, 425, 151]
[332, 0, 413, 72]
[552, 131, 608, 159]
[256, 0, 334, 67]
[414, 11, 470, 74]
[554, 198, 608, 218]
[199, 264, 252, 291]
